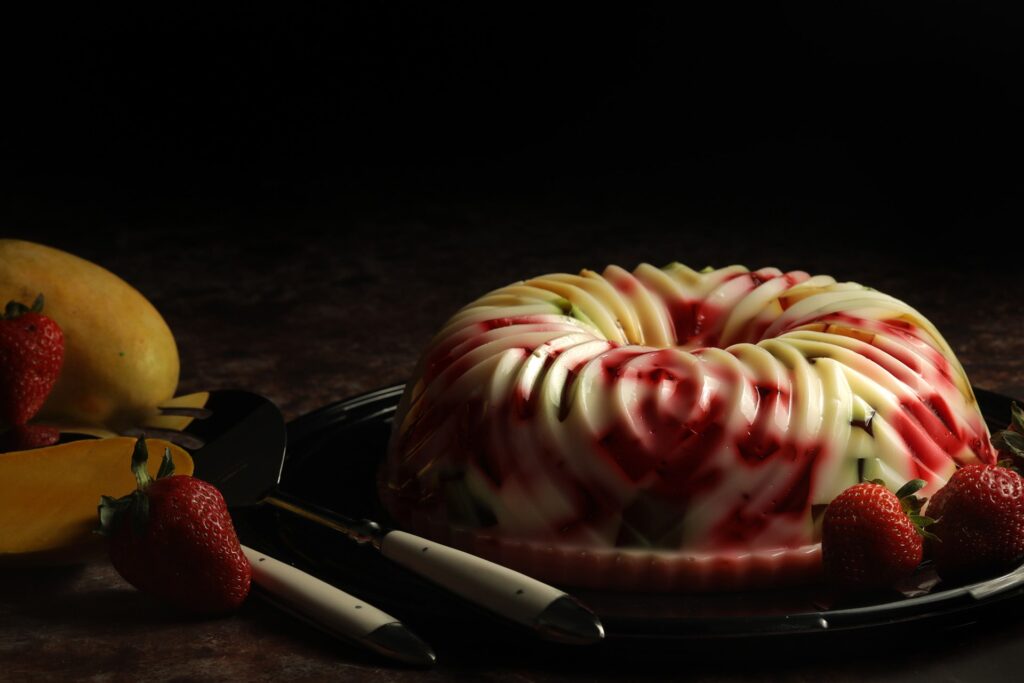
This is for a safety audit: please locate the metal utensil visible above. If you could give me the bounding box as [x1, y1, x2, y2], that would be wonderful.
[150, 390, 604, 645]
[103, 391, 436, 667]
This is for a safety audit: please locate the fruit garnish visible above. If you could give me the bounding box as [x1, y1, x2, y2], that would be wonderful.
[0, 424, 60, 452]
[0, 293, 64, 432]
[98, 437, 251, 615]
[927, 464, 1024, 582]
[822, 479, 935, 591]
[992, 402, 1024, 472]
[0, 437, 193, 559]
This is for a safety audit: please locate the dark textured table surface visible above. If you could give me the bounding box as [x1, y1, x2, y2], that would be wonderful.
[2, 197, 1023, 681]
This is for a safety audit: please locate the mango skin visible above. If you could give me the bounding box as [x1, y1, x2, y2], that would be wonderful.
[0, 239, 179, 431]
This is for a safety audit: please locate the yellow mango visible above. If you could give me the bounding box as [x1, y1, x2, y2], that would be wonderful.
[0, 437, 194, 563]
[0, 239, 179, 430]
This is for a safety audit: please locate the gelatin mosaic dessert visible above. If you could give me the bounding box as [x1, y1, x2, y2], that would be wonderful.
[380, 263, 995, 591]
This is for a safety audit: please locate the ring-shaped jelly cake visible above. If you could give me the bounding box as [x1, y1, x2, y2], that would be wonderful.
[381, 263, 994, 591]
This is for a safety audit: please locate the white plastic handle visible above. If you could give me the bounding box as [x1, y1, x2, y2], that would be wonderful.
[380, 530, 566, 626]
[243, 545, 397, 638]
[242, 545, 436, 665]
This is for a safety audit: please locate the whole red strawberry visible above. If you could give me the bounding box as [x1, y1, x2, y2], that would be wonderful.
[822, 479, 934, 591]
[0, 294, 64, 429]
[98, 438, 251, 615]
[927, 464, 1024, 582]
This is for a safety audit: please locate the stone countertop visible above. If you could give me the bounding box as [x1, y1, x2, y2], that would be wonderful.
[3, 199, 1023, 682]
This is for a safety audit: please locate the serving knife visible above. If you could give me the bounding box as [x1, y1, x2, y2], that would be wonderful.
[147, 390, 604, 646]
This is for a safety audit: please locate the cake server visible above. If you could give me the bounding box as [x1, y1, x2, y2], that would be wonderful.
[264, 494, 605, 645]
[85, 392, 437, 667]
[143, 390, 604, 646]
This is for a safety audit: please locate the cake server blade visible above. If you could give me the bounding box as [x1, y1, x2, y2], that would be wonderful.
[263, 491, 605, 645]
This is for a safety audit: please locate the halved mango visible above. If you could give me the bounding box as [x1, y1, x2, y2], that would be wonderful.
[0, 239, 180, 431]
[0, 437, 194, 563]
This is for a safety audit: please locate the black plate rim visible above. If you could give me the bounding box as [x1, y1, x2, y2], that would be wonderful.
[280, 383, 1024, 640]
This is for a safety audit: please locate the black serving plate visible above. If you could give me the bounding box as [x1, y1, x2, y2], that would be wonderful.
[235, 384, 1024, 654]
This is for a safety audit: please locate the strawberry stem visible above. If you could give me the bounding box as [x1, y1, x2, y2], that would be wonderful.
[97, 438, 179, 538]
[2, 293, 44, 320]
[130, 436, 153, 490]
[97, 437, 170, 537]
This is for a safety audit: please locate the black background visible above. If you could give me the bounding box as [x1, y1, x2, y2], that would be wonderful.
[2, 4, 1022, 264]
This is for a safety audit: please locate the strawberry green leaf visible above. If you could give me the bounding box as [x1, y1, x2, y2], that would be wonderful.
[908, 514, 936, 528]
[998, 457, 1023, 475]
[96, 495, 132, 537]
[902, 496, 924, 516]
[1011, 402, 1024, 433]
[895, 479, 926, 499]
[992, 403, 1024, 472]
[4, 302, 26, 319]
[156, 448, 175, 480]
[1, 293, 44, 319]
[897, 479, 928, 517]
[993, 430, 1024, 457]
[96, 489, 150, 538]
[908, 514, 939, 541]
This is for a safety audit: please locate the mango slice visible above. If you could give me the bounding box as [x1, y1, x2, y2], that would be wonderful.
[0, 438, 194, 562]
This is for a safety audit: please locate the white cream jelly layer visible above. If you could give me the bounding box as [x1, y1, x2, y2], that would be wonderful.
[382, 263, 994, 559]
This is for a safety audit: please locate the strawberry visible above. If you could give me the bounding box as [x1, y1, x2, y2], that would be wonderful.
[98, 437, 251, 615]
[0, 294, 64, 429]
[0, 424, 60, 451]
[927, 464, 1024, 582]
[822, 479, 935, 591]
